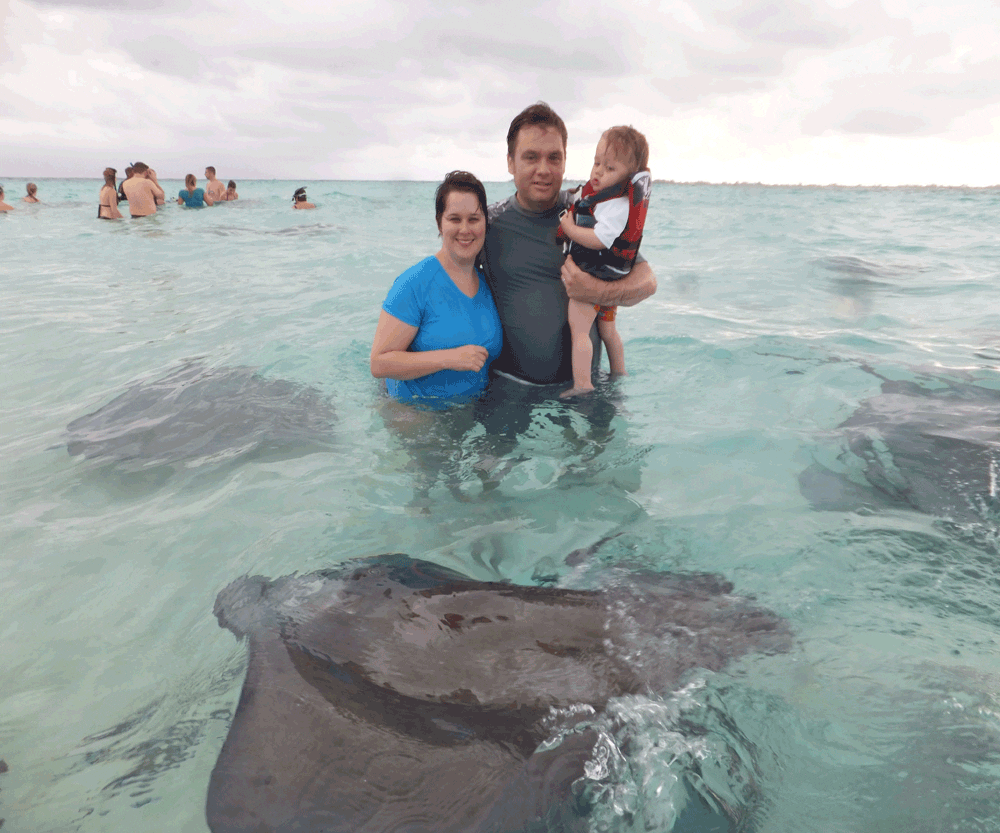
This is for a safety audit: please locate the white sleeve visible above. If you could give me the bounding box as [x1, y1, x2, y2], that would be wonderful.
[591, 196, 630, 248]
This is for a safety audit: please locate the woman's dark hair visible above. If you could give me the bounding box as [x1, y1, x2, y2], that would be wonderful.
[434, 171, 488, 231]
[103, 168, 116, 187]
[227, 180, 236, 189]
[185, 173, 196, 189]
[293, 186, 307, 202]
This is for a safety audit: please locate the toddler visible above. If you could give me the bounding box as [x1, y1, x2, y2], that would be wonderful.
[558, 126, 650, 397]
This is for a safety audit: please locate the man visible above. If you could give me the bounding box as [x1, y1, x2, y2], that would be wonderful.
[117, 166, 133, 204]
[0, 185, 13, 211]
[121, 162, 165, 218]
[482, 102, 656, 387]
[205, 166, 225, 203]
[292, 187, 316, 209]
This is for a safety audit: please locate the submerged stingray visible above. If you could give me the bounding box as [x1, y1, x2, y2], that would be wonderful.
[800, 377, 1000, 521]
[65, 362, 335, 469]
[208, 553, 790, 833]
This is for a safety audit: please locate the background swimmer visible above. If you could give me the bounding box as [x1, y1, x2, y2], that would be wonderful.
[292, 187, 315, 209]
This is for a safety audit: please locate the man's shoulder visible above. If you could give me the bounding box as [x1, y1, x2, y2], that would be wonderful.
[487, 195, 515, 224]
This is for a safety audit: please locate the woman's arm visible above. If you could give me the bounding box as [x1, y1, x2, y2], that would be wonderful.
[370, 310, 488, 380]
[560, 256, 657, 307]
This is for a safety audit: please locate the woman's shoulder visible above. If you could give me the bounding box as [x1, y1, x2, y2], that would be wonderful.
[399, 255, 445, 281]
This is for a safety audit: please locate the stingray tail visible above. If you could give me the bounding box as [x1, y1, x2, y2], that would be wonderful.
[214, 575, 268, 639]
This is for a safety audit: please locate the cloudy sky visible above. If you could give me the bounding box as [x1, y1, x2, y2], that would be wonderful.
[3, 0, 998, 186]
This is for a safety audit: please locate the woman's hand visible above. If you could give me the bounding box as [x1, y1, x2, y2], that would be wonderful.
[445, 345, 489, 372]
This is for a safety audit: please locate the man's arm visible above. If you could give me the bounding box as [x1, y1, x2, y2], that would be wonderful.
[560, 256, 656, 307]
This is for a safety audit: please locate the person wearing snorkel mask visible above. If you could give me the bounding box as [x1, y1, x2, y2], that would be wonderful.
[292, 187, 315, 209]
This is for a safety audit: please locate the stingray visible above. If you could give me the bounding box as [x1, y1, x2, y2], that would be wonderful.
[800, 377, 1000, 522]
[65, 362, 335, 469]
[207, 553, 790, 833]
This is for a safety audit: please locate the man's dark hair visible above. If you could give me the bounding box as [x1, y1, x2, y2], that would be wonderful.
[206, 166, 216, 175]
[506, 102, 567, 157]
[434, 171, 488, 231]
[132, 161, 149, 174]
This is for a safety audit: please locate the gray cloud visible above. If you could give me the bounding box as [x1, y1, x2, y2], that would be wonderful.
[839, 109, 928, 135]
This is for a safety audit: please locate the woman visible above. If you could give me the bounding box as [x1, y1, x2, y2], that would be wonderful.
[24, 183, 39, 203]
[224, 180, 238, 201]
[370, 171, 502, 403]
[177, 174, 214, 208]
[98, 168, 123, 219]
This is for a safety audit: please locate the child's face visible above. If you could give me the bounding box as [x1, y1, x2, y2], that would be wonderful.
[589, 137, 633, 192]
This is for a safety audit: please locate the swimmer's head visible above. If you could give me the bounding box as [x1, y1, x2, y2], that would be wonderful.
[103, 168, 116, 186]
[227, 180, 236, 190]
[185, 174, 197, 189]
[294, 187, 307, 202]
[205, 166, 216, 177]
[132, 162, 150, 175]
[26, 183, 37, 196]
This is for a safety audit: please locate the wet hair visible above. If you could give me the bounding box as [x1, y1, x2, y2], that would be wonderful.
[205, 166, 216, 175]
[132, 162, 149, 174]
[227, 180, 236, 190]
[185, 174, 197, 189]
[103, 168, 116, 187]
[601, 126, 650, 175]
[434, 171, 488, 231]
[506, 102, 567, 157]
[293, 187, 307, 202]
[26, 182, 37, 196]
[123, 166, 134, 178]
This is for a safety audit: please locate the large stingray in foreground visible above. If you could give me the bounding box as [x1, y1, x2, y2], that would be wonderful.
[208, 553, 790, 833]
[800, 377, 1000, 522]
[65, 362, 335, 469]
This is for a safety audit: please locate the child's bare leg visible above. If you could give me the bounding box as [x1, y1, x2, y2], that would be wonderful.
[561, 299, 599, 398]
[597, 314, 627, 376]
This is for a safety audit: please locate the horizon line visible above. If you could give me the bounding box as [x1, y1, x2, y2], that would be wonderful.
[2, 175, 999, 190]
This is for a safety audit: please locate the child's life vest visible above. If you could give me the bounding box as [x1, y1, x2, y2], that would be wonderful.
[557, 170, 651, 282]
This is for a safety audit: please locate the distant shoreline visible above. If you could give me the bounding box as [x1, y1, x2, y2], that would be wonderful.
[2, 176, 998, 190]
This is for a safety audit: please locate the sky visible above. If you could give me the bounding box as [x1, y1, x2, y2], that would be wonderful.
[3, 0, 998, 186]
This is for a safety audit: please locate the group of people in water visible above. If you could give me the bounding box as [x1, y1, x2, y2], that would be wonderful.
[370, 101, 654, 399]
[0, 182, 39, 210]
[6, 102, 653, 398]
[97, 164, 239, 219]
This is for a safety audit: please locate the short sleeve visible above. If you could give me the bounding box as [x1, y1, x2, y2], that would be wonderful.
[381, 262, 427, 329]
[592, 197, 630, 248]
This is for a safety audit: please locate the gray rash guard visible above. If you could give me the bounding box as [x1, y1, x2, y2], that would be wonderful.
[482, 192, 600, 385]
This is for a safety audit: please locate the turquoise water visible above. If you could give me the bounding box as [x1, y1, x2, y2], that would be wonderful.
[4, 179, 1000, 831]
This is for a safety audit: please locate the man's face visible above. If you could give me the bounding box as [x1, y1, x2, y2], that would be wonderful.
[507, 126, 565, 212]
[205, 169, 212, 180]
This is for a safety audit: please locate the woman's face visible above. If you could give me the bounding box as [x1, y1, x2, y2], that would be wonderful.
[438, 190, 485, 266]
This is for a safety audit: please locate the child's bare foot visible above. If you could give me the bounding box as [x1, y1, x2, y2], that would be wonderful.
[559, 386, 594, 398]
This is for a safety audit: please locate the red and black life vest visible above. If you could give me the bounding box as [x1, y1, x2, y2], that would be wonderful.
[558, 171, 651, 281]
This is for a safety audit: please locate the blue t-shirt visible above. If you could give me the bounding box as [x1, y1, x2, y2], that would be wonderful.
[178, 188, 206, 207]
[381, 256, 503, 402]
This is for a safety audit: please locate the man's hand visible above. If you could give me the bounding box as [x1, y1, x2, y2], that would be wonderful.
[561, 255, 657, 307]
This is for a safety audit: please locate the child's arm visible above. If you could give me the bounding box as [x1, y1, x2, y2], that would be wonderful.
[559, 210, 606, 250]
